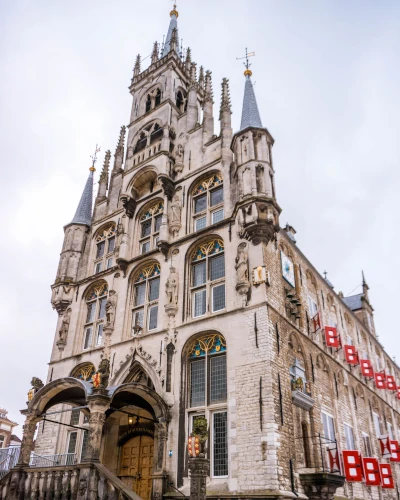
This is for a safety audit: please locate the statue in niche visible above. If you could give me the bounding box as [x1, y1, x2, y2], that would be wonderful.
[235, 243, 249, 284]
[170, 195, 182, 225]
[58, 308, 71, 341]
[176, 144, 184, 162]
[165, 267, 179, 305]
[105, 290, 117, 327]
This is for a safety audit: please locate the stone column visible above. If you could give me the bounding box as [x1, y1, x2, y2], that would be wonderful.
[17, 415, 37, 466]
[188, 457, 209, 500]
[82, 394, 110, 463]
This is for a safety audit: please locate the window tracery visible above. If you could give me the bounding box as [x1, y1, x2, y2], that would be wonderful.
[192, 174, 224, 231]
[71, 363, 95, 382]
[132, 263, 161, 333]
[83, 283, 108, 350]
[139, 201, 164, 254]
[94, 225, 116, 274]
[187, 333, 228, 477]
[190, 239, 225, 318]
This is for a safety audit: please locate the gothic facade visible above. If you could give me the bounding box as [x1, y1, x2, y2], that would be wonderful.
[2, 6, 400, 500]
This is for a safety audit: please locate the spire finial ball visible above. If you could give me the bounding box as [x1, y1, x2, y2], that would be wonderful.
[244, 69, 252, 77]
[170, 4, 179, 17]
[89, 166, 96, 172]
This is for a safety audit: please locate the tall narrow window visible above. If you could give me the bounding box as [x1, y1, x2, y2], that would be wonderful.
[188, 334, 228, 477]
[373, 412, 381, 437]
[302, 422, 312, 467]
[192, 174, 224, 231]
[139, 201, 164, 254]
[155, 88, 161, 107]
[83, 283, 108, 350]
[94, 225, 116, 274]
[145, 95, 152, 113]
[190, 240, 225, 318]
[132, 263, 161, 334]
[322, 412, 336, 442]
[344, 424, 355, 450]
[66, 432, 78, 455]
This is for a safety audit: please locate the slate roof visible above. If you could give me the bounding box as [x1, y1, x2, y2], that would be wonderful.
[240, 76, 262, 130]
[342, 293, 363, 311]
[161, 13, 178, 57]
[70, 170, 94, 226]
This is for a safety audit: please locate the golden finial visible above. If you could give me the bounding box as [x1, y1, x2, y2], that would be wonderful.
[237, 48, 255, 77]
[89, 144, 101, 172]
[170, 3, 179, 17]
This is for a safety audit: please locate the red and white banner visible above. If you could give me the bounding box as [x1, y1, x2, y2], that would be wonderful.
[360, 359, 374, 378]
[390, 440, 400, 462]
[386, 375, 397, 391]
[324, 326, 341, 348]
[379, 435, 391, 457]
[344, 345, 359, 365]
[375, 372, 387, 390]
[379, 463, 395, 489]
[362, 457, 381, 486]
[397, 387, 400, 400]
[312, 313, 321, 332]
[327, 444, 341, 473]
[342, 451, 363, 482]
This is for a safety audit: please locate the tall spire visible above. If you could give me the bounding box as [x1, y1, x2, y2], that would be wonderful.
[362, 270, 370, 301]
[71, 169, 94, 226]
[239, 49, 262, 130]
[162, 4, 179, 57]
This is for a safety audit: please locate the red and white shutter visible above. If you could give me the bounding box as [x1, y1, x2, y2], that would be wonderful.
[313, 313, 321, 332]
[342, 451, 363, 482]
[390, 440, 400, 463]
[362, 458, 381, 486]
[379, 463, 395, 489]
[375, 372, 387, 390]
[324, 326, 341, 348]
[327, 444, 341, 473]
[344, 345, 359, 365]
[379, 435, 391, 457]
[360, 359, 374, 378]
[386, 375, 397, 391]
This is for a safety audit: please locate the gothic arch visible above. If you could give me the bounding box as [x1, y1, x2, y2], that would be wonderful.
[82, 279, 109, 301]
[28, 377, 89, 415]
[128, 258, 162, 285]
[181, 330, 227, 357]
[188, 169, 223, 197]
[70, 362, 96, 382]
[316, 352, 330, 373]
[127, 165, 160, 200]
[92, 221, 117, 241]
[123, 360, 155, 390]
[355, 383, 365, 399]
[305, 269, 317, 288]
[279, 241, 294, 260]
[185, 233, 224, 263]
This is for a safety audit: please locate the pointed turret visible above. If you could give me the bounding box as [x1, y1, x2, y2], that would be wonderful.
[185, 47, 192, 71]
[133, 54, 141, 77]
[240, 71, 262, 130]
[151, 42, 159, 64]
[113, 126, 126, 174]
[161, 4, 179, 57]
[186, 62, 198, 130]
[96, 150, 111, 203]
[220, 78, 233, 165]
[202, 70, 214, 143]
[362, 270, 370, 301]
[71, 168, 94, 227]
[198, 66, 205, 89]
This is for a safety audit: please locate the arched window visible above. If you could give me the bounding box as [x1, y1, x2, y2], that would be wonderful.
[134, 132, 147, 154]
[94, 225, 116, 274]
[155, 88, 161, 107]
[187, 333, 228, 477]
[71, 363, 96, 382]
[176, 90, 187, 113]
[132, 263, 160, 333]
[145, 95, 152, 113]
[139, 201, 163, 254]
[190, 239, 225, 318]
[192, 174, 224, 231]
[150, 123, 163, 144]
[83, 283, 108, 350]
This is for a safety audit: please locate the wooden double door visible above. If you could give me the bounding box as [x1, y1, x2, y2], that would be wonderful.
[119, 435, 154, 500]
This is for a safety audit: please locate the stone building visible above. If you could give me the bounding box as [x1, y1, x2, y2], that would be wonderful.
[2, 5, 400, 500]
[0, 409, 18, 449]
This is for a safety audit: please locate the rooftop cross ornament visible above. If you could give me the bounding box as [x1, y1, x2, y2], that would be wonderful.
[89, 144, 101, 172]
[236, 48, 256, 77]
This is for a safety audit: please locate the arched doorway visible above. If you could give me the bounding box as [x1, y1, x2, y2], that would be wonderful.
[119, 434, 154, 499]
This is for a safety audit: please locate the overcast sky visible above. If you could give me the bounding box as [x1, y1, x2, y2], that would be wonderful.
[1, 0, 399, 436]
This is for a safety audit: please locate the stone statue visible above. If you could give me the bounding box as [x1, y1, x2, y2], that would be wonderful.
[170, 195, 182, 224]
[27, 377, 44, 403]
[58, 308, 71, 341]
[165, 267, 179, 305]
[235, 243, 249, 284]
[94, 358, 110, 389]
[176, 144, 184, 162]
[105, 290, 117, 327]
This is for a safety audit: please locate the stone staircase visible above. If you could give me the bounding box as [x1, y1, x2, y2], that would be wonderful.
[0, 462, 143, 500]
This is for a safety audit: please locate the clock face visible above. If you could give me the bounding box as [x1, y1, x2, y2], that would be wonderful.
[281, 251, 295, 288]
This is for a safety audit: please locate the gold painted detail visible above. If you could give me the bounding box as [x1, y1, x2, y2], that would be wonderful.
[244, 69, 253, 77]
[140, 201, 164, 221]
[170, 3, 179, 17]
[193, 173, 223, 196]
[72, 363, 96, 382]
[135, 263, 161, 283]
[191, 239, 224, 261]
[189, 334, 226, 358]
[87, 283, 108, 301]
[96, 224, 116, 242]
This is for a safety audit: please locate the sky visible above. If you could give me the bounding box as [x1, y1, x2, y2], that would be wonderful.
[0, 0, 399, 437]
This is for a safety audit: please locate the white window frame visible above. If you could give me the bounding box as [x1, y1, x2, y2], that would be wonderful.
[387, 422, 394, 441]
[322, 411, 336, 442]
[83, 288, 107, 351]
[192, 180, 224, 232]
[138, 204, 163, 255]
[373, 412, 381, 437]
[211, 410, 228, 479]
[307, 296, 318, 318]
[344, 423, 355, 450]
[66, 431, 78, 455]
[132, 267, 160, 334]
[93, 226, 116, 275]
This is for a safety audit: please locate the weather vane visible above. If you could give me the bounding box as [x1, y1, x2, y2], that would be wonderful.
[89, 144, 101, 172]
[236, 48, 256, 76]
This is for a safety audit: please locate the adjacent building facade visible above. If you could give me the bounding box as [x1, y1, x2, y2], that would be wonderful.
[2, 5, 400, 500]
[0, 409, 18, 449]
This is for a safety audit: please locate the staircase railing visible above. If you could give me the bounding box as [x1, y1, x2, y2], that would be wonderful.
[0, 462, 143, 500]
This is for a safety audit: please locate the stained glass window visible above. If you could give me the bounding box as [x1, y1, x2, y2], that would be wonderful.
[192, 173, 224, 231]
[94, 225, 116, 275]
[191, 240, 225, 318]
[132, 263, 160, 334]
[84, 283, 108, 351]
